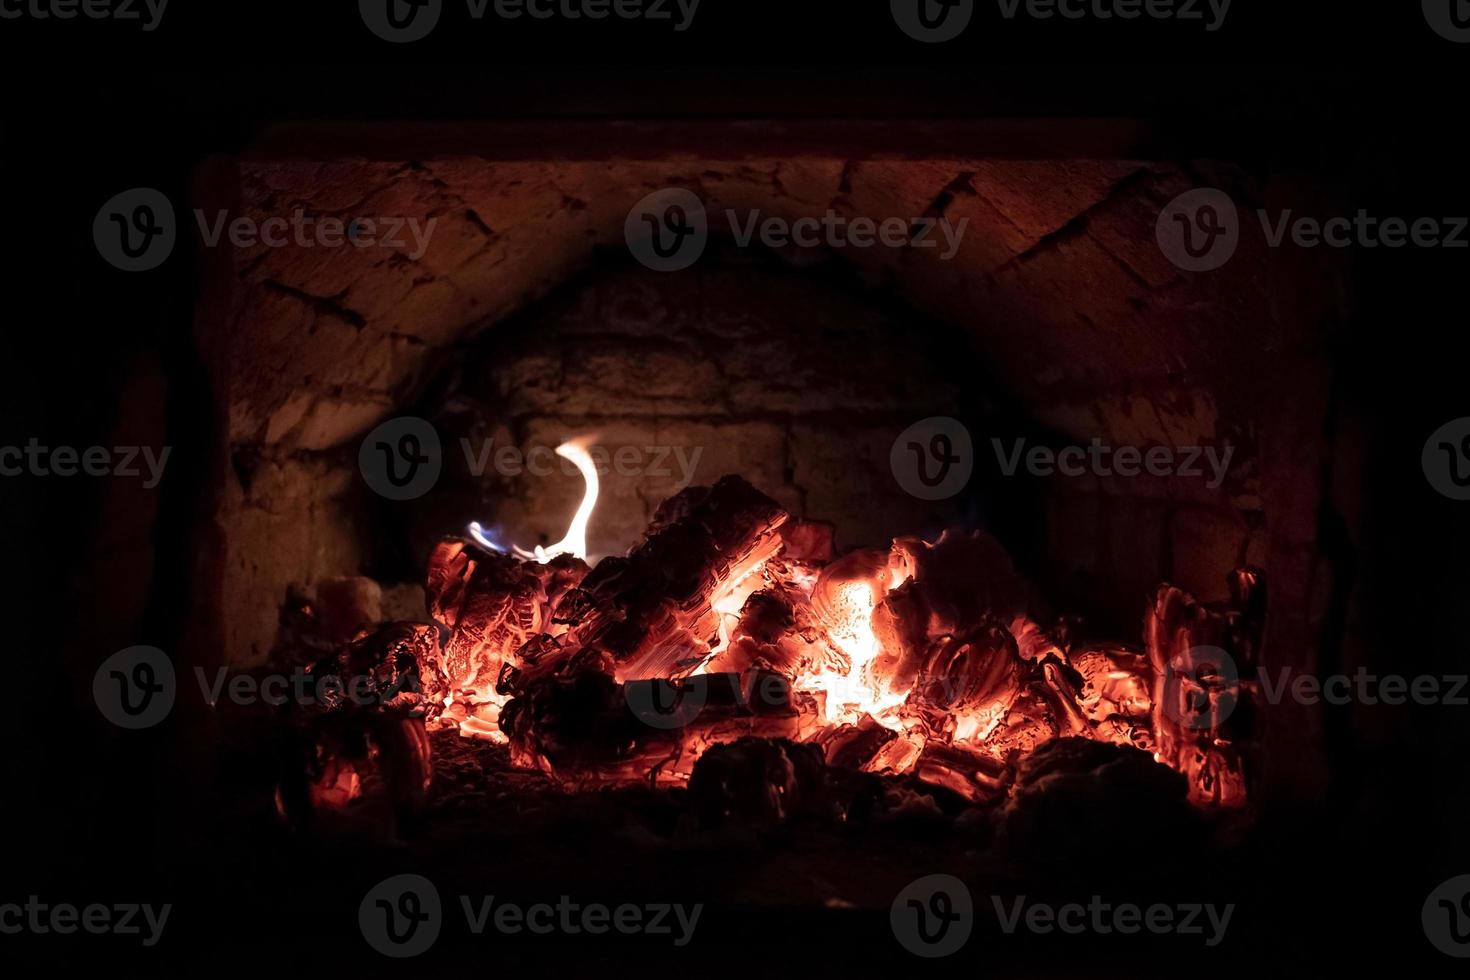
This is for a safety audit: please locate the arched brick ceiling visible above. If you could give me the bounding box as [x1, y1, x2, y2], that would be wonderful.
[209, 152, 1333, 454]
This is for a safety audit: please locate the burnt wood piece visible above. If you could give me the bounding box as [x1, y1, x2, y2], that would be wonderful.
[501, 666, 804, 787]
[274, 709, 433, 838]
[912, 740, 1011, 805]
[906, 620, 1026, 740]
[869, 529, 1030, 697]
[688, 737, 828, 828]
[552, 476, 789, 680]
[425, 539, 588, 701]
[996, 737, 1198, 870]
[817, 715, 900, 771]
[1144, 568, 1265, 807]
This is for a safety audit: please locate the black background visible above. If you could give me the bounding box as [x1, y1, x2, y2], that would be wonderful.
[2, 1, 1468, 975]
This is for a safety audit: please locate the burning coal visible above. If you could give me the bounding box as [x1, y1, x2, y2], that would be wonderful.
[388, 459, 1261, 810]
[254, 440, 1260, 834]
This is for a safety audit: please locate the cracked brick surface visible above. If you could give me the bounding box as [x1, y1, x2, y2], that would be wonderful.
[197, 153, 1340, 676]
[221, 156, 1302, 452]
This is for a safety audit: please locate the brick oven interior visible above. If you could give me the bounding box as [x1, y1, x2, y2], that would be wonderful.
[193, 134, 1344, 806]
[25, 110, 1463, 975]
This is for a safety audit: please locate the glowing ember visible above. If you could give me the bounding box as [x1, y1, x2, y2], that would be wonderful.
[422, 469, 1258, 810]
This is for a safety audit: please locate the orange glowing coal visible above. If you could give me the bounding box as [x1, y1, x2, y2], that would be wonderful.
[424, 463, 1256, 810]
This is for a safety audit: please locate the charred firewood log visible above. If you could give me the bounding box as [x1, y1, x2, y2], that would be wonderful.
[705, 586, 828, 678]
[887, 530, 1029, 638]
[273, 709, 433, 838]
[550, 476, 789, 681]
[905, 620, 1026, 742]
[995, 737, 1199, 869]
[1144, 569, 1264, 807]
[817, 715, 900, 772]
[227, 617, 444, 838]
[424, 539, 588, 713]
[688, 736, 828, 828]
[1068, 643, 1155, 751]
[912, 740, 1011, 805]
[501, 656, 805, 786]
[864, 530, 1030, 702]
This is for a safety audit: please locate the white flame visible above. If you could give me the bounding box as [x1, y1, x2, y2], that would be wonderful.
[468, 438, 599, 564]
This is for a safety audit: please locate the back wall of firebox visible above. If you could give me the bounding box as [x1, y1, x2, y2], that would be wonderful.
[386, 241, 984, 581]
[185, 136, 1349, 807]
